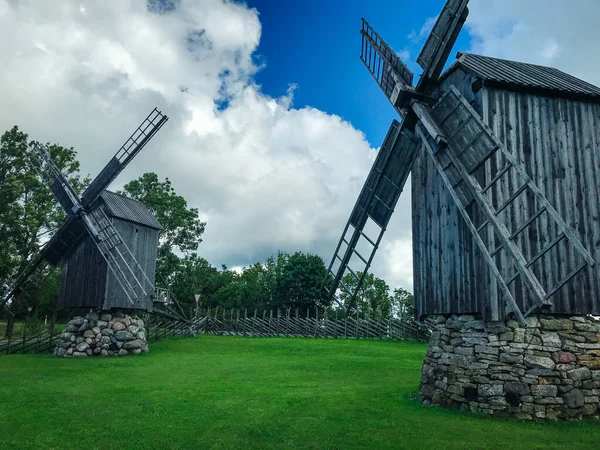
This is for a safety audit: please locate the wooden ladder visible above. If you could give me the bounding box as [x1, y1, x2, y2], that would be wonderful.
[418, 86, 594, 322]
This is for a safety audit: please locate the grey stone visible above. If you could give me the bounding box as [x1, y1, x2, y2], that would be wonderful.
[100, 313, 112, 322]
[541, 332, 562, 347]
[500, 352, 523, 364]
[112, 321, 126, 332]
[85, 348, 93, 356]
[100, 336, 111, 344]
[478, 384, 503, 397]
[64, 323, 79, 333]
[100, 349, 109, 356]
[127, 325, 140, 335]
[85, 338, 93, 345]
[574, 322, 600, 332]
[464, 320, 486, 330]
[540, 318, 573, 331]
[131, 349, 142, 355]
[77, 320, 90, 332]
[562, 388, 585, 408]
[505, 382, 530, 395]
[70, 317, 85, 326]
[73, 351, 87, 358]
[101, 328, 114, 336]
[524, 355, 555, 370]
[91, 327, 101, 335]
[75, 342, 89, 352]
[551, 351, 577, 364]
[83, 329, 95, 338]
[114, 330, 135, 341]
[531, 385, 558, 397]
[568, 367, 592, 381]
[137, 331, 146, 341]
[475, 345, 499, 356]
[118, 349, 128, 356]
[123, 339, 143, 350]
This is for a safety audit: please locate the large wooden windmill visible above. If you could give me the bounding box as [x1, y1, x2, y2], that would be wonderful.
[325, 0, 600, 325]
[1, 108, 168, 317]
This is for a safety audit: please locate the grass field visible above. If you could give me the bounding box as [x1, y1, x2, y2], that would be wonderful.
[0, 337, 598, 449]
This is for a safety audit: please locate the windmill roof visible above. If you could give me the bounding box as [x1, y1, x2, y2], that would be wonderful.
[100, 190, 162, 230]
[442, 52, 600, 102]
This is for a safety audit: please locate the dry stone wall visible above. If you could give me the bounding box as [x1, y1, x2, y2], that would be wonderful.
[54, 310, 149, 357]
[419, 314, 600, 420]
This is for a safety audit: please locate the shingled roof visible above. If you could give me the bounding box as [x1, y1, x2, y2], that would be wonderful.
[441, 52, 600, 103]
[100, 190, 162, 230]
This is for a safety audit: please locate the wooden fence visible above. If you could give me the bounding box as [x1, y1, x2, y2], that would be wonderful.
[147, 308, 434, 342]
[0, 308, 434, 355]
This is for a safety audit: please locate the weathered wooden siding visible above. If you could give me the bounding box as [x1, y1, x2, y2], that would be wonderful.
[58, 233, 107, 310]
[103, 217, 158, 311]
[414, 68, 600, 319]
[413, 68, 489, 319]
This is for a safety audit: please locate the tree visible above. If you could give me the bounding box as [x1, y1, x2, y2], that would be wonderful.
[276, 252, 330, 311]
[0, 126, 87, 312]
[392, 287, 415, 319]
[339, 272, 392, 317]
[120, 173, 206, 278]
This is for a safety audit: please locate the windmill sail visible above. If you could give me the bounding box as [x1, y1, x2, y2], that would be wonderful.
[325, 120, 420, 304]
[360, 19, 414, 111]
[418, 86, 594, 321]
[30, 142, 82, 215]
[416, 0, 469, 85]
[81, 108, 168, 208]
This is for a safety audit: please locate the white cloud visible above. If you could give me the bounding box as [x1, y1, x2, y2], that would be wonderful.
[0, 1, 413, 289]
[466, 0, 600, 85]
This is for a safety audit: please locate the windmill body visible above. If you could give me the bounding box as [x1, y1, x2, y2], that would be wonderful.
[412, 52, 600, 321]
[325, 0, 600, 419]
[58, 190, 161, 312]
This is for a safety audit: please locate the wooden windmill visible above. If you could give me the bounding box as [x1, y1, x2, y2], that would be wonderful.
[325, 0, 600, 325]
[1, 108, 168, 316]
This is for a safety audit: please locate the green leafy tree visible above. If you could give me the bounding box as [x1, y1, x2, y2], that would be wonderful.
[339, 272, 392, 317]
[120, 172, 206, 278]
[276, 251, 330, 311]
[392, 287, 415, 319]
[0, 126, 87, 312]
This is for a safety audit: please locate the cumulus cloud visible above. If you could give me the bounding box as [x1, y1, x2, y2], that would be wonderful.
[0, 1, 413, 287]
[466, 0, 600, 86]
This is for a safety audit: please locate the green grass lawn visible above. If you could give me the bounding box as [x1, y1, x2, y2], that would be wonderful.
[0, 337, 598, 450]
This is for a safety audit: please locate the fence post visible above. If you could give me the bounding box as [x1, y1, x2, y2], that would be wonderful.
[305, 308, 309, 338]
[344, 308, 348, 339]
[324, 308, 328, 339]
[355, 309, 359, 339]
[49, 311, 57, 352]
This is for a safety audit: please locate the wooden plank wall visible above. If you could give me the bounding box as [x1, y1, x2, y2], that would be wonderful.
[58, 234, 107, 310]
[413, 69, 489, 319]
[413, 67, 600, 318]
[103, 217, 159, 311]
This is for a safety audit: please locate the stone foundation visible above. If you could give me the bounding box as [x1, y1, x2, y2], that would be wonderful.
[54, 310, 149, 357]
[419, 314, 600, 420]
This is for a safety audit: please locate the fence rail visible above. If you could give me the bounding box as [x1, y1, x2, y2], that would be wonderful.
[147, 308, 434, 342]
[1, 308, 434, 355]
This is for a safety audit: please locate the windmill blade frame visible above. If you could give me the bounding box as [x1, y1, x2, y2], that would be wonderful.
[416, 0, 470, 86]
[324, 120, 420, 305]
[81, 108, 168, 208]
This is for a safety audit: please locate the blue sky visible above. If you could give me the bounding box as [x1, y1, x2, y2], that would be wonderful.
[246, 0, 472, 147]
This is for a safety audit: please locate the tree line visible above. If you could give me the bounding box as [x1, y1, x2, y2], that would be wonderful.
[0, 126, 414, 320]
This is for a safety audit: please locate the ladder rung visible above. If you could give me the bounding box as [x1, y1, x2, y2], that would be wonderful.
[346, 266, 360, 281]
[482, 164, 512, 194]
[467, 144, 500, 174]
[476, 220, 489, 233]
[490, 246, 502, 257]
[509, 207, 546, 240]
[353, 248, 369, 265]
[545, 262, 588, 299]
[335, 254, 343, 261]
[526, 232, 566, 268]
[495, 183, 528, 215]
[373, 194, 392, 210]
[446, 116, 473, 142]
[359, 230, 376, 247]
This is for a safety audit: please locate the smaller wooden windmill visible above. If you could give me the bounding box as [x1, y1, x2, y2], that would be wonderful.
[325, 0, 599, 326]
[1, 108, 168, 316]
